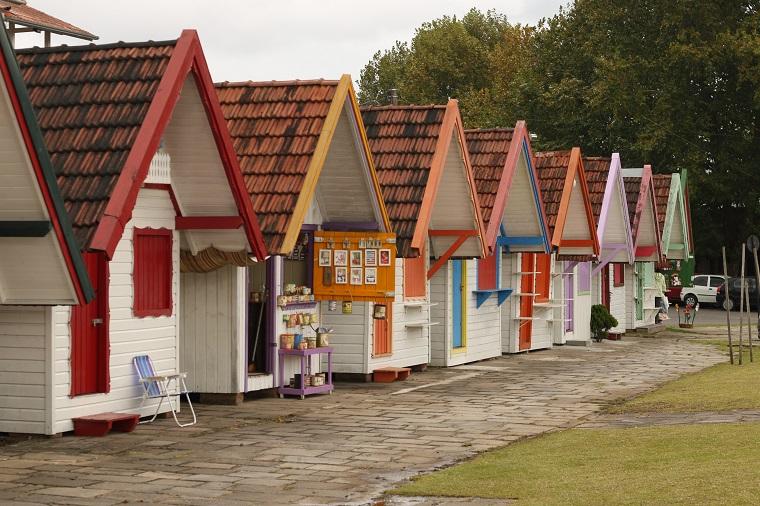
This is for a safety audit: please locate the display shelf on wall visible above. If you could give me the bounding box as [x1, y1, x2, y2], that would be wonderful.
[472, 288, 513, 308]
[403, 301, 438, 308]
[279, 302, 318, 310]
[405, 320, 439, 328]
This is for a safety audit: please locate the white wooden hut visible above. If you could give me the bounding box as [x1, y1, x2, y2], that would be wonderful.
[533, 149, 600, 345]
[464, 123, 552, 355]
[622, 166, 663, 330]
[0, 31, 268, 434]
[585, 154, 635, 335]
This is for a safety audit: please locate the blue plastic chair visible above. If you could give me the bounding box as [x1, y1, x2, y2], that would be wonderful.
[133, 355, 196, 427]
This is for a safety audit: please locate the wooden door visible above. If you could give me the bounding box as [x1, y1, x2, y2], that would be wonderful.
[565, 264, 574, 333]
[452, 260, 466, 349]
[635, 263, 644, 320]
[602, 264, 611, 310]
[519, 254, 534, 351]
[70, 253, 109, 396]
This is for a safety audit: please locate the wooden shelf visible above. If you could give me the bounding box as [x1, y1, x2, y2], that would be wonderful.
[405, 321, 439, 328]
[514, 316, 539, 321]
[472, 288, 513, 308]
[514, 292, 538, 296]
[533, 302, 564, 308]
[515, 271, 542, 275]
[403, 301, 438, 308]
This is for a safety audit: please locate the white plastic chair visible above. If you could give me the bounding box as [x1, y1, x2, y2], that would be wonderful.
[133, 355, 196, 427]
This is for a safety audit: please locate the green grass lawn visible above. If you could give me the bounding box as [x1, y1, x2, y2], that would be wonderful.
[392, 423, 760, 505]
[607, 341, 760, 414]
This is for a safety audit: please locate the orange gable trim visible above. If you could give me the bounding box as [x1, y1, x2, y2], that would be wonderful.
[411, 99, 487, 258]
[551, 147, 600, 256]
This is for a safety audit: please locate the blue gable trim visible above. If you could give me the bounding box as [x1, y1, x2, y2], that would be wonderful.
[522, 140, 551, 253]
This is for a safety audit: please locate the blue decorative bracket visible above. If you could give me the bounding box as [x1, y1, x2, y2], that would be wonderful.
[472, 288, 513, 309]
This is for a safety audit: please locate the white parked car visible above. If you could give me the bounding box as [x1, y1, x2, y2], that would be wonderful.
[680, 274, 725, 307]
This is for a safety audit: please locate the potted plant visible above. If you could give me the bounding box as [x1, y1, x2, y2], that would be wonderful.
[590, 304, 619, 342]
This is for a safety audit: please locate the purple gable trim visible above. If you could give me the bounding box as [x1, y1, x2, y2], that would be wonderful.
[598, 153, 635, 265]
[322, 221, 379, 231]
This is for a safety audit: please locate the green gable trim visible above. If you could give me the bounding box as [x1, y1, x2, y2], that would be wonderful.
[0, 23, 94, 302]
[662, 173, 690, 259]
[0, 220, 52, 237]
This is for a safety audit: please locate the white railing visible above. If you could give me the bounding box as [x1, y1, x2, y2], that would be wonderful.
[146, 151, 171, 184]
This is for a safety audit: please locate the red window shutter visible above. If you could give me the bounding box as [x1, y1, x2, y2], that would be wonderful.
[404, 254, 426, 299]
[373, 305, 392, 356]
[602, 264, 611, 309]
[477, 253, 497, 290]
[133, 228, 173, 317]
[70, 252, 110, 396]
[613, 264, 625, 287]
[535, 253, 552, 302]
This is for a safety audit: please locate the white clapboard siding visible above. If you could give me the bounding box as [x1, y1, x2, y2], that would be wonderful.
[52, 188, 179, 434]
[592, 271, 601, 305]
[572, 264, 593, 342]
[319, 301, 365, 374]
[609, 267, 627, 332]
[529, 255, 555, 350]
[429, 265, 448, 366]
[0, 307, 48, 433]
[180, 265, 244, 394]
[500, 252, 516, 353]
[625, 264, 637, 330]
[429, 260, 501, 366]
[369, 258, 430, 371]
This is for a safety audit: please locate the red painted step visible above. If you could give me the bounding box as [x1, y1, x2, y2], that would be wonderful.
[73, 412, 139, 437]
[373, 367, 412, 383]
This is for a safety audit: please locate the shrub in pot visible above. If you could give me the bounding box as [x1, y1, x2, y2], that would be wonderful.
[591, 304, 618, 342]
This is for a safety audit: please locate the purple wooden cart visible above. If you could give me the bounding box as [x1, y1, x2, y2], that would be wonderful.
[278, 347, 334, 399]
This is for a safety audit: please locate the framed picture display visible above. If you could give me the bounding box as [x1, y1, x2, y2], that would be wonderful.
[364, 267, 377, 285]
[350, 250, 362, 267]
[334, 249, 348, 267]
[365, 249, 377, 266]
[335, 267, 347, 284]
[350, 268, 363, 285]
[318, 249, 331, 267]
[379, 249, 392, 266]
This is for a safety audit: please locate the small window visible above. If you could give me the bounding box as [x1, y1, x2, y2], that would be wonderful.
[477, 252, 498, 290]
[133, 228, 173, 317]
[404, 252, 426, 299]
[709, 277, 724, 288]
[692, 276, 708, 287]
[613, 264, 625, 287]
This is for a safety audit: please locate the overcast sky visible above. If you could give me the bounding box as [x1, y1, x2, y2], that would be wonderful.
[15, 1, 567, 83]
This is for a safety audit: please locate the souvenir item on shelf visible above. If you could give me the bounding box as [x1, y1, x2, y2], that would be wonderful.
[373, 303, 386, 320]
[350, 268, 363, 285]
[293, 334, 303, 348]
[285, 283, 296, 294]
[318, 249, 331, 267]
[365, 249, 377, 266]
[379, 249, 391, 266]
[350, 250, 362, 267]
[277, 295, 288, 307]
[280, 334, 294, 349]
[334, 249, 347, 266]
[365, 267, 377, 285]
[306, 336, 317, 349]
[342, 301, 353, 314]
[335, 267, 347, 284]
[301, 287, 311, 295]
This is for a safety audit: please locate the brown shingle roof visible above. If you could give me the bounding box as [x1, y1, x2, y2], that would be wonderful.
[582, 156, 612, 223]
[465, 128, 513, 227]
[16, 40, 176, 248]
[624, 176, 642, 232]
[215, 80, 338, 253]
[652, 174, 671, 236]
[1, 1, 96, 40]
[361, 105, 446, 258]
[533, 150, 572, 234]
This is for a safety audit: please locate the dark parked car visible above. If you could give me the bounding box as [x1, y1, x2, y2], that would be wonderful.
[716, 277, 760, 310]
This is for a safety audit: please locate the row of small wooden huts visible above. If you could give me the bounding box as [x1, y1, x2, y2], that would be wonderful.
[0, 26, 693, 434]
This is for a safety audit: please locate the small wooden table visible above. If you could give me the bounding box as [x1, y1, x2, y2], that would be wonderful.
[278, 347, 333, 399]
[73, 412, 139, 437]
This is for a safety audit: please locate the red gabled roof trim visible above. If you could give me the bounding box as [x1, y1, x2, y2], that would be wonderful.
[632, 165, 663, 261]
[410, 99, 487, 257]
[89, 30, 267, 261]
[483, 120, 549, 252]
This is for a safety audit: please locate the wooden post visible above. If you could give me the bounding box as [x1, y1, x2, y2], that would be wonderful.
[739, 247, 746, 364]
[723, 247, 734, 365]
[752, 246, 760, 352]
[746, 281, 754, 362]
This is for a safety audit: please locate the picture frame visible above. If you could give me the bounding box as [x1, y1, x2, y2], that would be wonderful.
[350, 250, 362, 267]
[318, 249, 331, 267]
[379, 249, 391, 266]
[334, 249, 348, 267]
[364, 267, 377, 285]
[335, 267, 347, 284]
[350, 268, 363, 285]
[365, 249, 377, 266]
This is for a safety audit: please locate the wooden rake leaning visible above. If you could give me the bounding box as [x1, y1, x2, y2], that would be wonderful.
[133, 355, 197, 427]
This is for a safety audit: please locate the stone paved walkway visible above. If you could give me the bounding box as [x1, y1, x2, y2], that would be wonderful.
[578, 409, 760, 428]
[0, 336, 723, 505]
